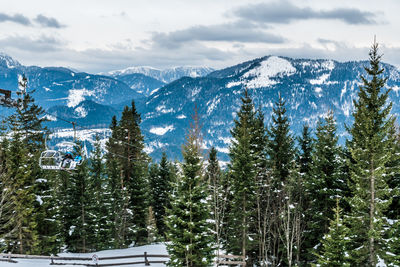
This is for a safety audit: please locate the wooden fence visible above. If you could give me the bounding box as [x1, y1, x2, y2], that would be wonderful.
[216, 254, 246, 266]
[0, 252, 170, 266]
[1, 252, 246, 266]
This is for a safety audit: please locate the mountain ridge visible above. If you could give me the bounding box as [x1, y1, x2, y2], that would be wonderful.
[1, 52, 400, 161]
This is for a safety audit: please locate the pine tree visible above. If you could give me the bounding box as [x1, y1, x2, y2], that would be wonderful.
[316, 199, 350, 267]
[346, 41, 396, 266]
[297, 124, 314, 264]
[266, 94, 296, 265]
[117, 101, 149, 246]
[1, 76, 55, 254]
[305, 112, 347, 262]
[105, 115, 127, 248]
[7, 76, 60, 254]
[226, 89, 258, 262]
[4, 130, 38, 254]
[251, 110, 271, 266]
[88, 135, 110, 250]
[149, 152, 173, 240]
[0, 137, 17, 252]
[205, 147, 228, 256]
[66, 143, 94, 252]
[297, 124, 314, 176]
[165, 108, 214, 267]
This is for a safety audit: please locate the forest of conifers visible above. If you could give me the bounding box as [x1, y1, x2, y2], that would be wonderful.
[0, 43, 399, 266]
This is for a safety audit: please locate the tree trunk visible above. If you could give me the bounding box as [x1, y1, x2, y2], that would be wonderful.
[370, 165, 375, 266]
[242, 194, 246, 262]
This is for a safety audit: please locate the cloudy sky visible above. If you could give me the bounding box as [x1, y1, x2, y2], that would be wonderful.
[0, 0, 399, 73]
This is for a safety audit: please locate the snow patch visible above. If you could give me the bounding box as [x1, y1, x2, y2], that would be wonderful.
[215, 146, 229, 154]
[149, 125, 175, 135]
[207, 97, 221, 115]
[43, 114, 57, 121]
[226, 81, 242, 88]
[144, 141, 166, 154]
[321, 60, 335, 70]
[67, 89, 93, 108]
[155, 105, 174, 114]
[314, 87, 322, 93]
[243, 56, 296, 88]
[74, 106, 88, 118]
[176, 114, 186, 119]
[310, 73, 330, 85]
[191, 87, 201, 99]
[150, 87, 160, 95]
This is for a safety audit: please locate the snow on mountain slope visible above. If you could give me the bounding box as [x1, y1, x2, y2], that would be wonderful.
[139, 56, 400, 161]
[242, 56, 296, 88]
[107, 66, 214, 83]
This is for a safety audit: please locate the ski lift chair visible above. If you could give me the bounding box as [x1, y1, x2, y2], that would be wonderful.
[57, 142, 85, 171]
[39, 150, 63, 170]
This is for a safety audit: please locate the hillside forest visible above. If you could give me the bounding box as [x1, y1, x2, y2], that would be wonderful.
[0, 43, 399, 266]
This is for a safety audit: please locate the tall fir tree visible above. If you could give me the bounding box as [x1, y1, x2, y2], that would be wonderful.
[88, 135, 110, 250]
[4, 129, 38, 254]
[165, 108, 214, 267]
[226, 89, 258, 263]
[266, 94, 297, 265]
[66, 143, 94, 252]
[297, 124, 314, 176]
[106, 101, 150, 247]
[105, 115, 128, 248]
[316, 198, 351, 267]
[149, 152, 173, 240]
[205, 147, 228, 256]
[297, 124, 314, 264]
[2, 76, 56, 254]
[346, 41, 396, 266]
[305, 112, 347, 262]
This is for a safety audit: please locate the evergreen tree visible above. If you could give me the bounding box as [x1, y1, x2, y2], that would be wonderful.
[305, 112, 347, 262]
[66, 143, 94, 252]
[149, 152, 173, 239]
[266, 94, 296, 265]
[1, 76, 54, 254]
[226, 89, 258, 262]
[297, 124, 314, 264]
[165, 109, 214, 267]
[0, 137, 14, 250]
[121, 101, 149, 246]
[251, 110, 271, 266]
[316, 199, 350, 267]
[105, 115, 127, 248]
[297, 124, 314, 176]
[4, 130, 38, 254]
[346, 41, 396, 266]
[205, 147, 228, 256]
[88, 135, 110, 250]
[267, 94, 296, 185]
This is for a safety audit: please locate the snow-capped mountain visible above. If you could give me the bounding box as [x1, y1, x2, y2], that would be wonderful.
[2, 53, 400, 162]
[107, 66, 214, 83]
[140, 56, 400, 160]
[0, 52, 21, 69]
[112, 73, 166, 97]
[0, 57, 144, 110]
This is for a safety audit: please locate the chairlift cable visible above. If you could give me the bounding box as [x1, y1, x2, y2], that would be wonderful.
[42, 110, 145, 151]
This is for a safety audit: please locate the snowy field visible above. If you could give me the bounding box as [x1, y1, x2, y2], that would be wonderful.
[3, 244, 168, 267]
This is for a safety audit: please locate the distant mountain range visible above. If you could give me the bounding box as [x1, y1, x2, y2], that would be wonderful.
[1, 53, 399, 161]
[105, 66, 214, 83]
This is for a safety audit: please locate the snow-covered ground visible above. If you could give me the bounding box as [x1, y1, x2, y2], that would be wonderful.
[4, 244, 168, 267]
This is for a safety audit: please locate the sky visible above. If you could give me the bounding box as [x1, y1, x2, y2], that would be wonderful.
[0, 0, 399, 73]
